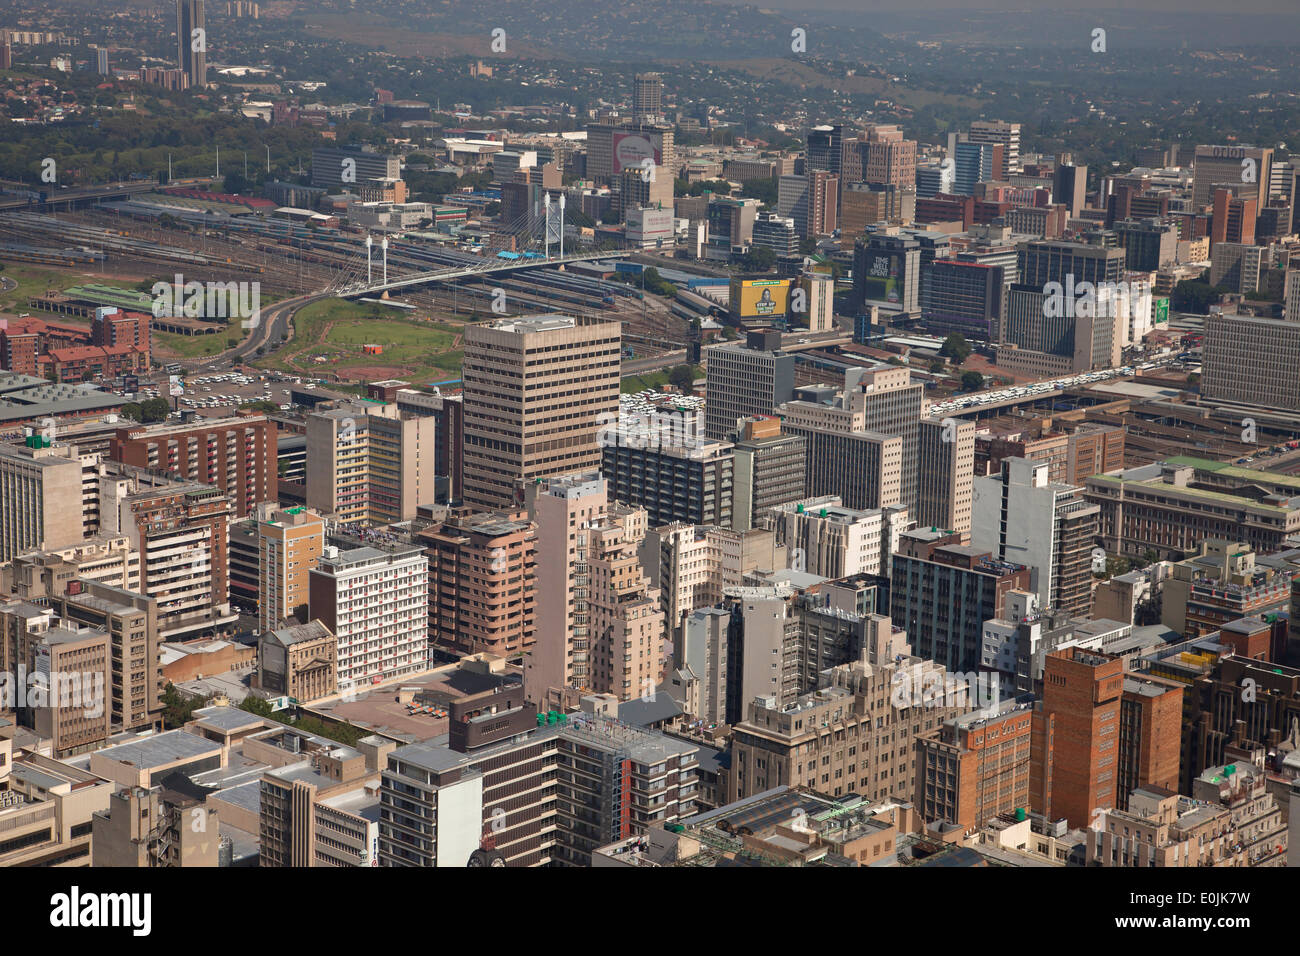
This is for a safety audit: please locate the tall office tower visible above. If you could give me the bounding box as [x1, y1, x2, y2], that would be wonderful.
[805, 125, 844, 175]
[647, 523, 781, 639]
[524, 474, 664, 705]
[917, 696, 1035, 832]
[633, 72, 663, 124]
[758, 495, 902, 579]
[916, 417, 975, 535]
[797, 271, 835, 332]
[916, 162, 955, 199]
[1053, 161, 1088, 218]
[306, 403, 437, 526]
[1017, 237, 1124, 288]
[857, 123, 918, 190]
[780, 366, 925, 515]
[921, 259, 1005, 341]
[852, 230, 924, 313]
[1030, 647, 1122, 829]
[1209, 242, 1268, 294]
[309, 544, 428, 684]
[1210, 187, 1258, 247]
[968, 120, 1021, 180]
[602, 437, 734, 528]
[110, 414, 276, 518]
[805, 169, 839, 238]
[309, 145, 401, 190]
[1113, 217, 1178, 271]
[96, 46, 108, 75]
[729, 417, 806, 532]
[972, 458, 1100, 617]
[703, 329, 796, 442]
[1031, 649, 1181, 830]
[1202, 312, 1300, 409]
[729, 618, 970, 803]
[0, 604, 111, 757]
[1288, 270, 1300, 324]
[462, 315, 621, 511]
[751, 211, 799, 256]
[1192, 144, 1273, 208]
[953, 142, 1001, 196]
[97, 467, 235, 640]
[776, 174, 809, 233]
[394, 388, 463, 502]
[705, 195, 760, 259]
[46, 580, 162, 734]
[0, 440, 87, 563]
[526, 473, 607, 700]
[585, 508, 665, 701]
[583, 122, 675, 185]
[890, 528, 1031, 673]
[258, 507, 325, 634]
[839, 182, 915, 248]
[417, 511, 537, 658]
[616, 165, 673, 215]
[175, 0, 206, 88]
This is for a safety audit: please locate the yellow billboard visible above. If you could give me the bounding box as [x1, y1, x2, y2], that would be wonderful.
[731, 278, 791, 319]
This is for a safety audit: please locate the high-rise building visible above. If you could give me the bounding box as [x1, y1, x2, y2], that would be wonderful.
[258, 506, 326, 633]
[729, 618, 970, 803]
[804, 169, 839, 238]
[730, 416, 806, 532]
[1031, 649, 1182, 830]
[1210, 188, 1258, 247]
[778, 366, 924, 514]
[703, 330, 796, 442]
[1192, 144, 1273, 208]
[921, 259, 1005, 341]
[110, 414, 276, 519]
[0, 440, 88, 563]
[602, 435, 734, 529]
[916, 417, 975, 535]
[584, 122, 675, 186]
[917, 695, 1035, 833]
[758, 495, 904, 580]
[462, 315, 621, 511]
[95, 46, 108, 75]
[416, 510, 537, 658]
[647, 523, 781, 640]
[309, 544, 429, 685]
[632, 72, 663, 124]
[394, 388, 463, 502]
[972, 458, 1100, 617]
[852, 230, 924, 314]
[968, 120, 1021, 179]
[953, 141, 1001, 196]
[1054, 159, 1088, 217]
[306, 403, 437, 527]
[525, 474, 664, 705]
[175, 0, 206, 87]
[1113, 217, 1178, 271]
[890, 528, 1031, 673]
[751, 212, 799, 256]
[839, 183, 915, 249]
[310, 145, 401, 190]
[1209, 241, 1268, 293]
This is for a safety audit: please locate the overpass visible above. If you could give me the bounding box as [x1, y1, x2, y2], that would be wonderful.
[0, 181, 161, 211]
[331, 249, 634, 298]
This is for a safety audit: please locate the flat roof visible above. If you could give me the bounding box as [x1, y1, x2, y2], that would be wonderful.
[95, 730, 220, 769]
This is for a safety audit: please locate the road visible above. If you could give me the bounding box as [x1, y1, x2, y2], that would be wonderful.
[181, 290, 328, 372]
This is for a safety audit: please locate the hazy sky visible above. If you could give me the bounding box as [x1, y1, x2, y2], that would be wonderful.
[742, 0, 1300, 12]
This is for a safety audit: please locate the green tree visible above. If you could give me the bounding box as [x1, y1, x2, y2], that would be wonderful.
[161, 683, 205, 728]
[940, 333, 972, 364]
[668, 364, 697, 394]
[239, 694, 277, 719]
[741, 245, 776, 273]
[139, 397, 171, 422]
[121, 402, 143, 421]
[960, 370, 985, 392]
[929, 358, 946, 374]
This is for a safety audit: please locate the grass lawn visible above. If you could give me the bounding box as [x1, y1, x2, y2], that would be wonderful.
[621, 364, 702, 394]
[255, 298, 463, 381]
[0, 264, 142, 314]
